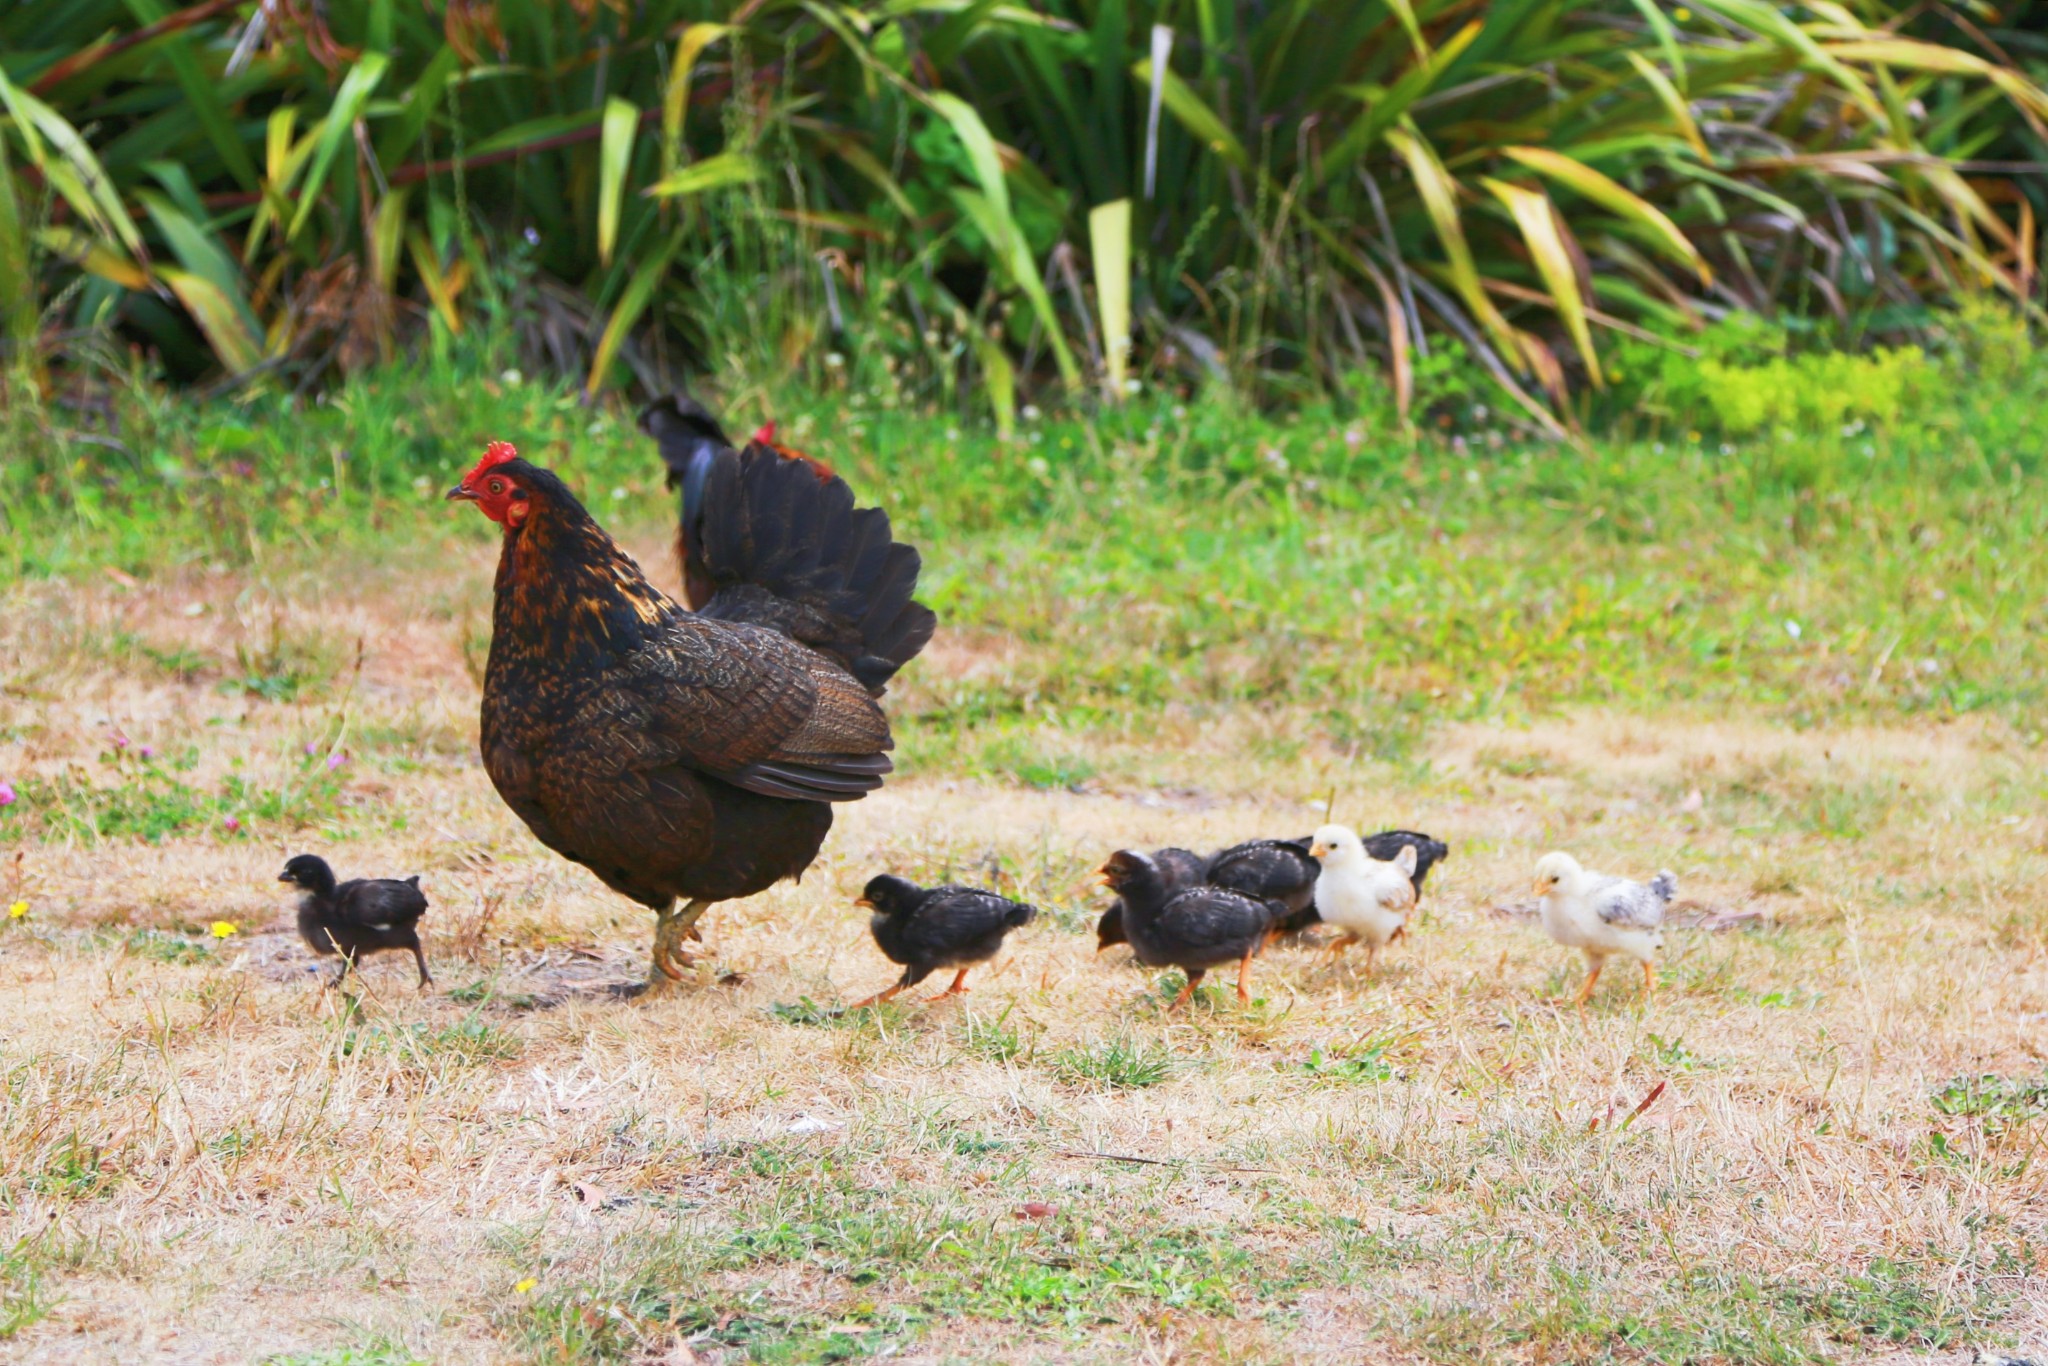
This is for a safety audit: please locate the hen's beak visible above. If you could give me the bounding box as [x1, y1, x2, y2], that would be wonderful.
[445, 483, 478, 502]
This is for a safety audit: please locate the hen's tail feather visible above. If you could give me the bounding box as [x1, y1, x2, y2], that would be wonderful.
[674, 429, 934, 692]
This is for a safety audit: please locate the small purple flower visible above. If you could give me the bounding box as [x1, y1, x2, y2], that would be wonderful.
[304, 741, 319, 756]
[111, 731, 130, 751]
[326, 753, 347, 772]
[222, 815, 241, 833]
[138, 745, 157, 760]
[0, 780, 14, 808]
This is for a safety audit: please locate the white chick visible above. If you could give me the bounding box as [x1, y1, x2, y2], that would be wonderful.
[1308, 824, 1419, 974]
[1531, 851, 1676, 1007]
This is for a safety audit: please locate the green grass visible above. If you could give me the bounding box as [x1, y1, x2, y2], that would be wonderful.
[0, 748, 351, 847]
[120, 929, 218, 965]
[1046, 1035, 1174, 1090]
[7, 340, 2045, 761]
[1931, 1071, 2048, 1127]
[0, 1237, 55, 1340]
[341, 1016, 523, 1067]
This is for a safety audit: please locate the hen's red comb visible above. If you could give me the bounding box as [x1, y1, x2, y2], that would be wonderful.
[750, 421, 777, 446]
[461, 440, 520, 487]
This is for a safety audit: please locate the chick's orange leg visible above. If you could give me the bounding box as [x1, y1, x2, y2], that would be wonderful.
[849, 980, 906, 1010]
[1236, 950, 1255, 1004]
[1640, 959, 1656, 1002]
[1168, 970, 1204, 1012]
[933, 968, 971, 1000]
[1571, 957, 1604, 1008]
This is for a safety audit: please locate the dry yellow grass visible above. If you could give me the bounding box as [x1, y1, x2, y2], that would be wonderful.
[1, 551, 2045, 1365]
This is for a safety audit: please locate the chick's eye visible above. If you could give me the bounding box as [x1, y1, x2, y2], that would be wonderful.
[487, 478, 506, 496]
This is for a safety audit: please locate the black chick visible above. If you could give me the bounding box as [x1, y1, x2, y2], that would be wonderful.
[1205, 839, 1319, 934]
[278, 854, 432, 987]
[1264, 829, 1452, 935]
[854, 875, 1036, 1007]
[1096, 850, 1275, 1010]
[1095, 846, 1206, 952]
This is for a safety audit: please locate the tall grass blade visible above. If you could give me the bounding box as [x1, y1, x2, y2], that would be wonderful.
[931, 91, 1079, 388]
[1387, 124, 1519, 364]
[0, 71, 147, 261]
[1623, 51, 1709, 158]
[1504, 146, 1709, 285]
[1143, 23, 1171, 198]
[1485, 177, 1600, 385]
[1088, 199, 1132, 399]
[586, 229, 681, 398]
[644, 152, 762, 200]
[287, 51, 390, 243]
[971, 329, 1017, 438]
[119, 0, 260, 191]
[0, 135, 35, 383]
[1130, 56, 1249, 169]
[662, 23, 731, 180]
[597, 97, 638, 267]
[136, 191, 260, 347]
[157, 267, 264, 375]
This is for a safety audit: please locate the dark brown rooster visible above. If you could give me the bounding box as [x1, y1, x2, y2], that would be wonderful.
[448, 424, 934, 988]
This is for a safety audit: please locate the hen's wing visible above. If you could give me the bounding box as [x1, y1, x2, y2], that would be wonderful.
[1592, 875, 1669, 930]
[606, 614, 894, 801]
[331, 878, 428, 929]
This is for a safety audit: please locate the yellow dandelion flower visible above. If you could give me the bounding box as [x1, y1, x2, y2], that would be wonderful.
[209, 921, 239, 939]
[514, 1278, 538, 1294]
[7, 901, 26, 920]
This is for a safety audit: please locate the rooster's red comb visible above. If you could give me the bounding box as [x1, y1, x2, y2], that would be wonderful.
[461, 440, 520, 487]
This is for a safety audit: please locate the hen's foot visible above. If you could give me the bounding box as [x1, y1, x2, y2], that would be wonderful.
[645, 899, 713, 990]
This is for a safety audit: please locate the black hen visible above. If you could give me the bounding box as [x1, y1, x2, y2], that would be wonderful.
[854, 875, 1036, 1007]
[1095, 846, 1205, 952]
[278, 854, 431, 987]
[1097, 850, 1275, 1010]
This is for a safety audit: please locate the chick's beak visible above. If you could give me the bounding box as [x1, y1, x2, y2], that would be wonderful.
[1530, 878, 1548, 897]
[1309, 843, 1328, 859]
[854, 897, 874, 910]
[445, 483, 479, 502]
[277, 872, 294, 883]
[1089, 869, 1112, 887]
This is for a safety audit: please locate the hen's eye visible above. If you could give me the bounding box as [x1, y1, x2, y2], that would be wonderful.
[487, 478, 506, 495]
